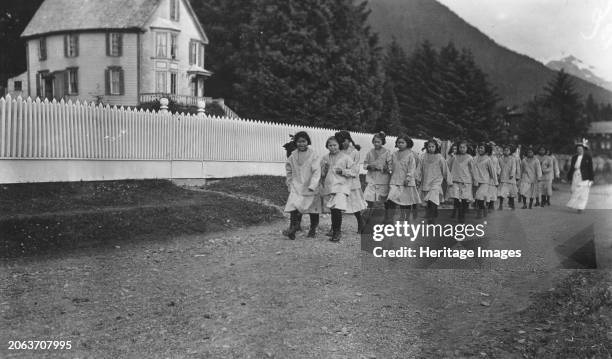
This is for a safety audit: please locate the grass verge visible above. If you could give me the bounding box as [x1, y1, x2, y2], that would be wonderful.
[1, 180, 281, 258]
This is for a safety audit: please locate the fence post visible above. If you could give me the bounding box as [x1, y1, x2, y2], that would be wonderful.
[197, 99, 206, 118]
[160, 98, 169, 113]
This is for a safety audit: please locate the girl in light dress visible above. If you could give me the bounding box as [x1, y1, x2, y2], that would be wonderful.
[497, 145, 518, 210]
[536, 145, 554, 207]
[282, 131, 321, 240]
[447, 140, 474, 221]
[335, 130, 368, 233]
[519, 147, 542, 209]
[445, 143, 459, 217]
[385, 135, 421, 223]
[363, 132, 392, 224]
[487, 143, 502, 210]
[320, 136, 355, 242]
[416, 139, 452, 224]
[472, 143, 498, 218]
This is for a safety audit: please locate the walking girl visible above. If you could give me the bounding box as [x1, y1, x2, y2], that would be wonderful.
[385, 135, 421, 222]
[519, 147, 542, 209]
[363, 132, 392, 222]
[320, 136, 355, 241]
[472, 143, 498, 218]
[416, 139, 452, 224]
[447, 140, 474, 221]
[497, 145, 518, 210]
[487, 143, 502, 210]
[282, 131, 321, 240]
[566, 141, 594, 213]
[536, 146, 554, 206]
[335, 130, 368, 233]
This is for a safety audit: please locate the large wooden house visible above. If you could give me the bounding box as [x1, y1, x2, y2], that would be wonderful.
[19, 0, 212, 108]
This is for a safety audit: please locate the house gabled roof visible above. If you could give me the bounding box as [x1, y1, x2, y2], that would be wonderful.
[22, 0, 162, 38]
[589, 121, 612, 134]
[23, 0, 209, 43]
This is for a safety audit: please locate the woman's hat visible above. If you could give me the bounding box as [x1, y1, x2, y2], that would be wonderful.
[574, 138, 589, 149]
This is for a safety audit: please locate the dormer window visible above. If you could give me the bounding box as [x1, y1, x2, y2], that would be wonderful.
[170, 0, 180, 21]
[189, 40, 205, 67]
[64, 34, 79, 58]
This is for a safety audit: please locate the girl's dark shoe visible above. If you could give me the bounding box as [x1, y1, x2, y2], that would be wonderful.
[307, 227, 317, 238]
[325, 228, 333, 237]
[329, 231, 342, 242]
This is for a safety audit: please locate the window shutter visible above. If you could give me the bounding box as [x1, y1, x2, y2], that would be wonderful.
[105, 68, 110, 95]
[74, 35, 79, 57]
[176, 0, 180, 20]
[64, 71, 69, 94]
[106, 33, 110, 56]
[119, 68, 125, 95]
[36, 73, 41, 97]
[64, 35, 68, 57]
[118, 34, 122, 57]
[189, 41, 193, 65]
[73, 69, 78, 93]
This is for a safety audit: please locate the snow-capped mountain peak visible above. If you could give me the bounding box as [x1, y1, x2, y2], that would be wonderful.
[545, 55, 612, 91]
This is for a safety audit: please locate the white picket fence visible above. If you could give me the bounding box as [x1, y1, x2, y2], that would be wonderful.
[0, 95, 424, 183]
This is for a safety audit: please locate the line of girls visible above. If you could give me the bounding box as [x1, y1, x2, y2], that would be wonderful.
[445, 142, 560, 216]
[283, 130, 458, 242]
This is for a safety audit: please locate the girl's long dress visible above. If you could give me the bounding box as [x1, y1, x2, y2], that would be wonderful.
[447, 154, 474, 201]
[417, 153, 452, 206]
[387, 150, 421, 206]
[567, 156, 590, 210]
[497, 156, 518, 198]
[472, 155, 497, 201]
[363, 148, 392, 202]
[488, 155, 501, 201]
[284, 148, 322, 213]
[519, 158, 542, 198]
[320, 152, 353, 212]
[342, 145, 368, 213]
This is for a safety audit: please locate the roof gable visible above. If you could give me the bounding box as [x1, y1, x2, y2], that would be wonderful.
[21, 0, 162, 38]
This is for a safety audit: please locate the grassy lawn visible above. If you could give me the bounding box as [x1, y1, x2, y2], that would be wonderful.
[0, 180, 281, 258]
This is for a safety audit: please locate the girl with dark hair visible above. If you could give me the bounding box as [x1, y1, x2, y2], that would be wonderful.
[320, 136, 355, 241]
[363, 132, 392, 220]
[416, 139, 452, 224]
[334, 130, 367, 233]
[519, 147, 542, 209]
[445, 142, 459, 216]
[283, 131, 321, 240]
[536, 145, 553, 206]
[497, 145, 518, 210]
[566, 141, 594, 213]
[472, 143, 498, 218]
[385, 135, 421, 222]
[447, 140, 474, 221]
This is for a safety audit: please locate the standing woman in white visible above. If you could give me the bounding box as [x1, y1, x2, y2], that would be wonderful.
[566, 141, 595, 213]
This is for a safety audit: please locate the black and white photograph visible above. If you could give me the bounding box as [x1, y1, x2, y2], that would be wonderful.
[1, 0, 612, 358]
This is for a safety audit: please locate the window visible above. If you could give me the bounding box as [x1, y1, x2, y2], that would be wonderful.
[107, 33, 122, 56]
[14, 81, 22, 91]
[38, 38, 47, 60]
[170, 72, 177, 94]
[170, 0, 180, 21]
[198, 44, 204, 67]
[189, 41, 198, 65]
[105, 67, 124, 95]
[66, 68, 78, 94]
[64, 34, 79, 57]
[156, 33, 168, 58]
[170, 34, 178, 59]
[156, 71, 167, 92]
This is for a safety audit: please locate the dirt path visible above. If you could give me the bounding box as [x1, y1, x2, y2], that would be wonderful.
[1, 185, 611, 358]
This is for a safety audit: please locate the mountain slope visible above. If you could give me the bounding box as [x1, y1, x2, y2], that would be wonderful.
[367, 0, 612, 106]
[546, 55, 612, 92]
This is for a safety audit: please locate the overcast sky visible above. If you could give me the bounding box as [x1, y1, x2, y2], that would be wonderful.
[437, 0, 612, 80]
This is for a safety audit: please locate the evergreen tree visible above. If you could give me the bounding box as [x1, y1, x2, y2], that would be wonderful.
[544, 70, 585, 152]
[195, 0, 383, 130]
[375, 80, 404, 134]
